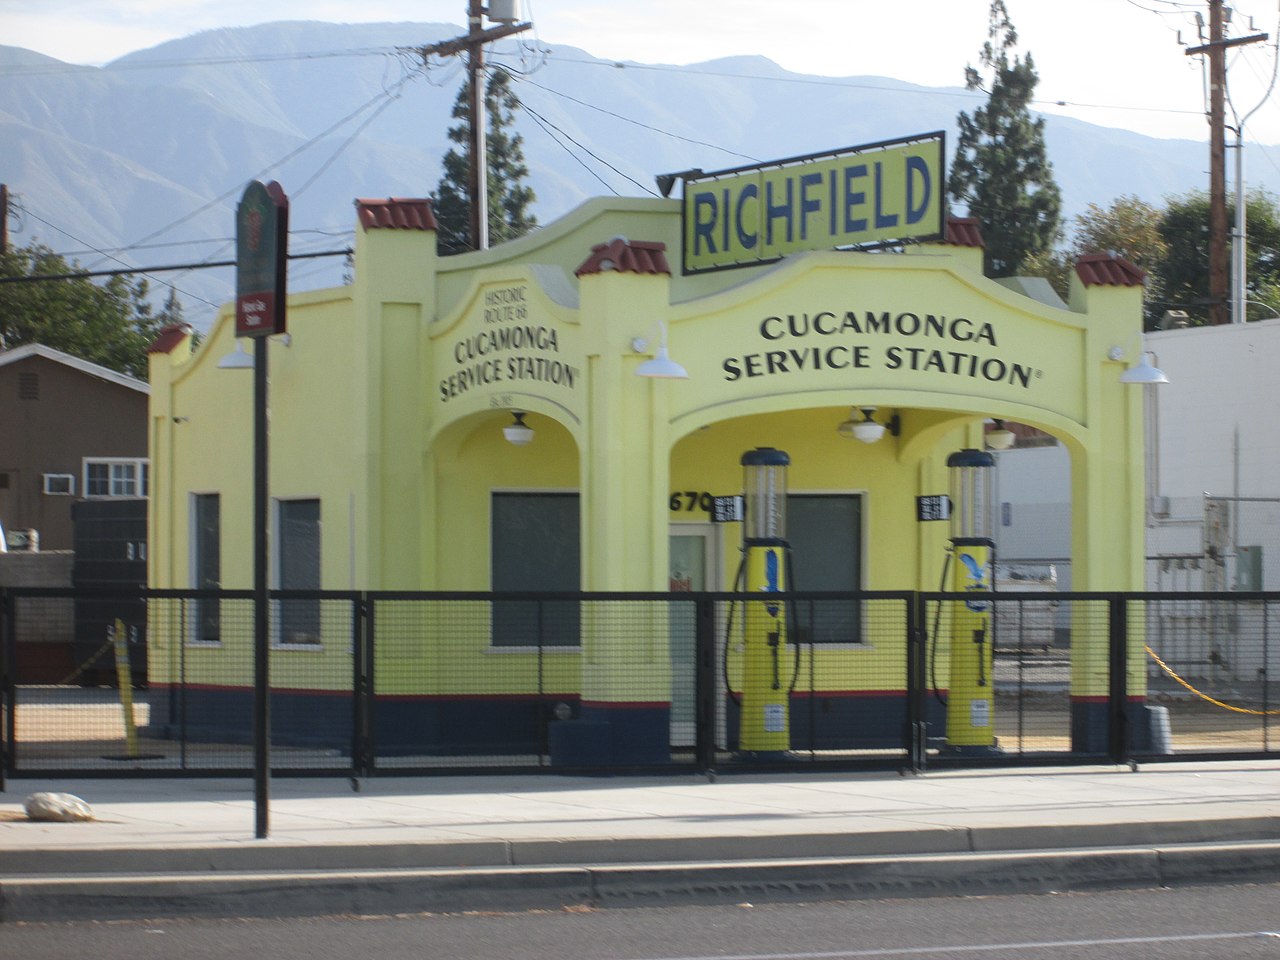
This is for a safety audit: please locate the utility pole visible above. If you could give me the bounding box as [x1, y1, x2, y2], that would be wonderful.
[1, 183, 9, 254]
[1207, 0, 1227, 326]
[415, 2, 531, 251]
[1187, 2, 1267, 324]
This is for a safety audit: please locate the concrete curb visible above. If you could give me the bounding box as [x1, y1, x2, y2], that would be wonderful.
[5, 842, 1280, 922]
[5, 816, 1278, 876]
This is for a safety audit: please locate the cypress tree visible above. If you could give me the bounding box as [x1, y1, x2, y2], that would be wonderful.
[948, 0, 1061, 277]
[434, 67, 538, 255]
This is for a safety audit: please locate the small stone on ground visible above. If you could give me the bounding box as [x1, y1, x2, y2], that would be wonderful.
[24, 792, 95, 822]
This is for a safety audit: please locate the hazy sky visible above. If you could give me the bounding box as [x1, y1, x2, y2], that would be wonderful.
[6, 0, 1280, 143]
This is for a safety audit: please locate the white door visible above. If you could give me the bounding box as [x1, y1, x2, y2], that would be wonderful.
[669, 524, 715, 747]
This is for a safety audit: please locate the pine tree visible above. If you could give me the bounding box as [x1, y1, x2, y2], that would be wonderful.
[948, 0, 1061, 277]
[434, 67, 538, 255]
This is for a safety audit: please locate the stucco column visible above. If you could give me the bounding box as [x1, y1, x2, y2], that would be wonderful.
[559, 243, 676, 764]
[351, 199, 437, 590]
[1068, 261, 1149, 753]
[145, 323, 194, 725]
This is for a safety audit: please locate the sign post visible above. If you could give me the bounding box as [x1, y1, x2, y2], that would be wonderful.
[235, 180, 288, 839]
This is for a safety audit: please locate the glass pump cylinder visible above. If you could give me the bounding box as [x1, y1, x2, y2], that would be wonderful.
[946, 448, 996, 543]
[741, 447, 789, 543]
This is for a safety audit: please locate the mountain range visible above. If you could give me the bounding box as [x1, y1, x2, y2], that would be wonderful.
[0, 19, 1259, 330]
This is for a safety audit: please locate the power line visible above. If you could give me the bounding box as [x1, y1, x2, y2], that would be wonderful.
[53, 227, 354, 260]
[16, 208, 223, 308]
[522, 110, 621, 196]
[88, 64, 424, 269]
[291, 89, 407, 198]
[0, 248, 350, 285]
[507, 72, 761, 164]
[517, 101, 658, 196]
[542, 52, 1210, 123]
[0, 46, 402, 78]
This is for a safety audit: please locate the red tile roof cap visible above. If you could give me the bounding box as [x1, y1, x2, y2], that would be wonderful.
[1075, 252, 1146, 287]
[147, 322, 194, 354]
[355, 197, 437, 232]
[943, 216, 984, 248]
[575, 237, 670, 277]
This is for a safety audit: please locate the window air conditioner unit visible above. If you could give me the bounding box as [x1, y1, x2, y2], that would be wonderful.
[43, 473, 75, 496]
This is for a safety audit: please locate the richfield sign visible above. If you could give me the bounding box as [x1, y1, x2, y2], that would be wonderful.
[235, 180, 289, 337]
[680, 133, 945, 274]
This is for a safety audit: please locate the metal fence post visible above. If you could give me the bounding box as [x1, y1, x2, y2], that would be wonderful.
[351, 595, 370, 782]
[695, 594, 717, 775]
[362, 596, 377, 778]
[907, 593, 927, 774]
[1108, 596, 1130, 765]
[0, 586, 10, 789]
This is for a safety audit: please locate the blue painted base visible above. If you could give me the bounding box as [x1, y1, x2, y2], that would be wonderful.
[549, 703, 672, 766]
[936, 742, 1003, 757]
[146, 685, 351, 750]
[147, 686, 959, 759]
[1070, 698, 1165, 755]
[146, 685, 581, 757]
[725, 693, 943, 751]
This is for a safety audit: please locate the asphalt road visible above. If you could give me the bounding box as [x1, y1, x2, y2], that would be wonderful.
[4, 882, 1280, 959]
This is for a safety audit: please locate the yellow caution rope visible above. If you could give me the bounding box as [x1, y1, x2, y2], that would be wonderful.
[56, 638, 114, 685]
[1145, 644, 1280, 716]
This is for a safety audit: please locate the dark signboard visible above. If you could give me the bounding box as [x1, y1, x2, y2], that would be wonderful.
[235, 180, 289, 337]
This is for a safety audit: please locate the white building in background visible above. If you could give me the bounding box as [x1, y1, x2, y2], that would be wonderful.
[995, 316, 1280, 594]
[1144, 317, 1280, 592]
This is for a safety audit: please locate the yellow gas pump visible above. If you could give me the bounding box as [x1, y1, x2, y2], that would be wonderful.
[944, 448, 1000, 754]
[738, 448, 791, 757]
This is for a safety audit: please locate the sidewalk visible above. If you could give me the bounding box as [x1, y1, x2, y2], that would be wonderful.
[3, 761, 1280, 921]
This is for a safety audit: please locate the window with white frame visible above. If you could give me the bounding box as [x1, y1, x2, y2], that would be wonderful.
[83, 458, 149, 498]
[275, 498, 321, 646]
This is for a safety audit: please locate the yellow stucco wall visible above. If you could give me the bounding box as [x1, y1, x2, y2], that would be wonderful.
[148, 194, 1146, 704]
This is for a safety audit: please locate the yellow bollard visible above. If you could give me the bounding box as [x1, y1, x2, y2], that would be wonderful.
[111, 618, 141, 759]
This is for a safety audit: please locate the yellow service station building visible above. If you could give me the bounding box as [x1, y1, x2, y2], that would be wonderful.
[146, 137, 1149, 764]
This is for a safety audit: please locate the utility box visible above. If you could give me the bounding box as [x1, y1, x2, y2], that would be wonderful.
[71, 498, 147, 686]
[488, 0, 523, 22]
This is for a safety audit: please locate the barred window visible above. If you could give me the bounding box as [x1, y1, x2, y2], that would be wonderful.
[191, 493, 221, 645]
[491, 492, 580, 648]
[276, 498, 321, 646]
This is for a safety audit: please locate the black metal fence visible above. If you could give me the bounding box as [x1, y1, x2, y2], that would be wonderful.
[2, 587, 1277, 781]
